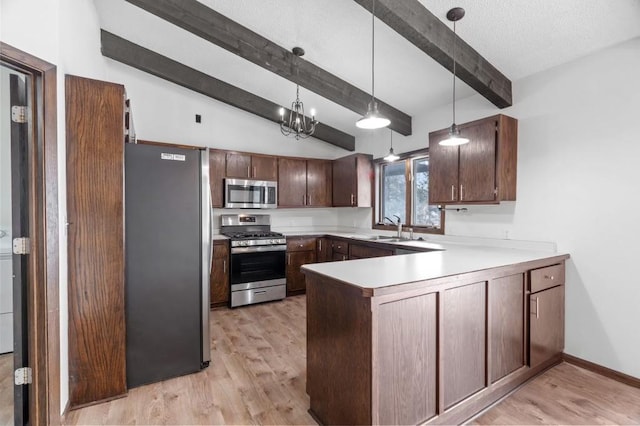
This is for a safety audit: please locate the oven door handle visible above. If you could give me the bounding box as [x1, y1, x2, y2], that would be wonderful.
[231, 245, 287, 254]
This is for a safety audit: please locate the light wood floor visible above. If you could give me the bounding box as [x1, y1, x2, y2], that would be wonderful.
[0, 352, 13, 425]
[62, 295, 640, 425]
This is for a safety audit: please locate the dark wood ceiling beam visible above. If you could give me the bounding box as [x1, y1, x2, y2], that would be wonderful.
[100, 30, 355, 151]
[125, 0, 412, 135]
[354, 0, 512, 108]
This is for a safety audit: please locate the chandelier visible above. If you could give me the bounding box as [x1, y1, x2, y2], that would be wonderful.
[279, 47, 317, 139]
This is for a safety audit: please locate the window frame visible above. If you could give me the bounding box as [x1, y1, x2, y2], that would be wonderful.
[373, 148, 445, 235]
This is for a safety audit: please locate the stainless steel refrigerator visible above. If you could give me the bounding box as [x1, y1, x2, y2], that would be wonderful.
[124, 143, 211, 388]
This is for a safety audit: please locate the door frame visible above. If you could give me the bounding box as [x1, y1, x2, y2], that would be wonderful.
[0, 42, 60, 425]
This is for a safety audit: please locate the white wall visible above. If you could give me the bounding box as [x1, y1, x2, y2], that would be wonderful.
[363, 37, 640, 378]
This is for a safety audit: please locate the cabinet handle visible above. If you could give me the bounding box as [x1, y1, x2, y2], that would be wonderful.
[308, 195, 311, 205]
[451, 185, 455, 201]
[350, 194, 355, 205]
[247, 166, 250, 177]
[318, 240, 322, 251]
[460, 184, 464, 201]
[343, 255, 347, 261]
[223, 260, 226, 274]
[288, 253, 291, 265]
[544, 275, 555, 280]
[532, 297, 539, 319]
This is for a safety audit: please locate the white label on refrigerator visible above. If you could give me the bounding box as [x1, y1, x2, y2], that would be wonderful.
[160, 153, 186, 161]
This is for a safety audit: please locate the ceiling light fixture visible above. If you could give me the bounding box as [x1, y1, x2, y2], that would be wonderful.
[356, 0, 390, 130]
[279, 47, 317, 139]
[440, 7, 469, 146]
[384, 129, 399, 162]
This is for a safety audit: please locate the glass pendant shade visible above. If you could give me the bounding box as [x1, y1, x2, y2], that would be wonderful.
[440, 123, 469, 146]
[356, 101, 390, 129]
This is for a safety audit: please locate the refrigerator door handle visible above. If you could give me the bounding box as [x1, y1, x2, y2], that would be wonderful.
[200, 148, 211, 365]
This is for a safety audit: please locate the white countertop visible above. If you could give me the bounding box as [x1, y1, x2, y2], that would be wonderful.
[302, 244, 568, 292]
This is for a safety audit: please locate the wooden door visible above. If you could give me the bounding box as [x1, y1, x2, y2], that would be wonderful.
[286, 250, 316, 293]
[278, 158, 307, 207]
[530, 285, 564, 367]
[225, 152, 251, 178]
[442, 282, 486, 408]
[306, 159, 332, 207]
[209, 150, 226, 208]
[490, 274, 525, 382]
[210, 241, 229, 306]
[332, 156, 356, 206]
[428, 131, 460, 204]
[66, 75, 127, 407]
[251, 154, 277, 181]
[458, 119, 497, 202]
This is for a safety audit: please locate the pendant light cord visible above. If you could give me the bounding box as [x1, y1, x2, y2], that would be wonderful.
[452, 20, 457, 124]
[371, 0, 376, 102]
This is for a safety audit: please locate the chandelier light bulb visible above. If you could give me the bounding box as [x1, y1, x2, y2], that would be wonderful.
[279, 107, 285, 117]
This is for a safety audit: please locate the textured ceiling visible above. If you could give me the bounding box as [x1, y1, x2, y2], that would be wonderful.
[94, 0, 640, 136]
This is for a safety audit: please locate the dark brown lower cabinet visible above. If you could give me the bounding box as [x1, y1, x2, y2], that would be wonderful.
[442, 282, 487, 408]
[378, 293, 437, 425]
[210, 240, 230, 307]
[305, 257, 568, 426]
[530, 285, 564, 367]
[490, 274, 525, 382]
[286, 237, 317, 295]
[316, 237, 331, 262]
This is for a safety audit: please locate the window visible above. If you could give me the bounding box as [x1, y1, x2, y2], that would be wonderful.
[375, 151, 443, 233]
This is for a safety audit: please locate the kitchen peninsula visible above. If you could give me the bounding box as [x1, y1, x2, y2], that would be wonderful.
[302, 246, 569, 425]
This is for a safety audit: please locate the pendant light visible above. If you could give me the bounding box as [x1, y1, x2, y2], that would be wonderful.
[440, 7, 469, 146]
[279, 47, 317, 139]
[384, 129, 399, 162]
[356, 0, 390, 130]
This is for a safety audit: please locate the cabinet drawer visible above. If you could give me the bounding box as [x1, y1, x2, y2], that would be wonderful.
[213, 241, 229, 259]
[349, 244, 393, 259]
[530, 263, 565, 293]
[287, 237, 316, 252]
[331, 241, 349, 255]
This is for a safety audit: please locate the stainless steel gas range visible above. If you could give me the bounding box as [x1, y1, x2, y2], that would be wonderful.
[220, 214, 286, 307]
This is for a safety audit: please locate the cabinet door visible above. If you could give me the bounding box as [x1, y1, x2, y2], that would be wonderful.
[287, 250, 316, 293]
[209, 150, 226, 208]
[428, 131, 460, 204]
[442, 282, 486, 408]
[317, 238, 331, 262]
[210, 242, 229, 306]
[226, 153, 251, 178]
[530, 285, 564, 367]
[278, 158, 307, 207]
[349, 243, 393, 259]
[332, 156, 356, 206]
[251, 154, 277, 181]
[458, 120, 497, 202]
[306, 159, 332, 207]
[490, 274, 524, 383]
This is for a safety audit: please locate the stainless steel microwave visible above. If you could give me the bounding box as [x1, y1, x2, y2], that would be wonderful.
[224, 178, 277, 209]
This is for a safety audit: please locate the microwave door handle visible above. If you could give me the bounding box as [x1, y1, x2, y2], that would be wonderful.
[264, 187, 269, 206]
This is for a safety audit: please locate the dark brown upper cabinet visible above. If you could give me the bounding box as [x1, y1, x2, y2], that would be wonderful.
[332, 153, 373, 207]
[278, 158, 332, 208]
[209, 149, 226, 208]
[429, 114, 517, 205]
[225, 152, 277, 181]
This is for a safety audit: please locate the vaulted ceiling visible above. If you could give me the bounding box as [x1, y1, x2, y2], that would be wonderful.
[94, 0, 640, 149]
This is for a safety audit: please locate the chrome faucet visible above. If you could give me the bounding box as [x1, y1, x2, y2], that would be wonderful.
[384, 215, 403, 238]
